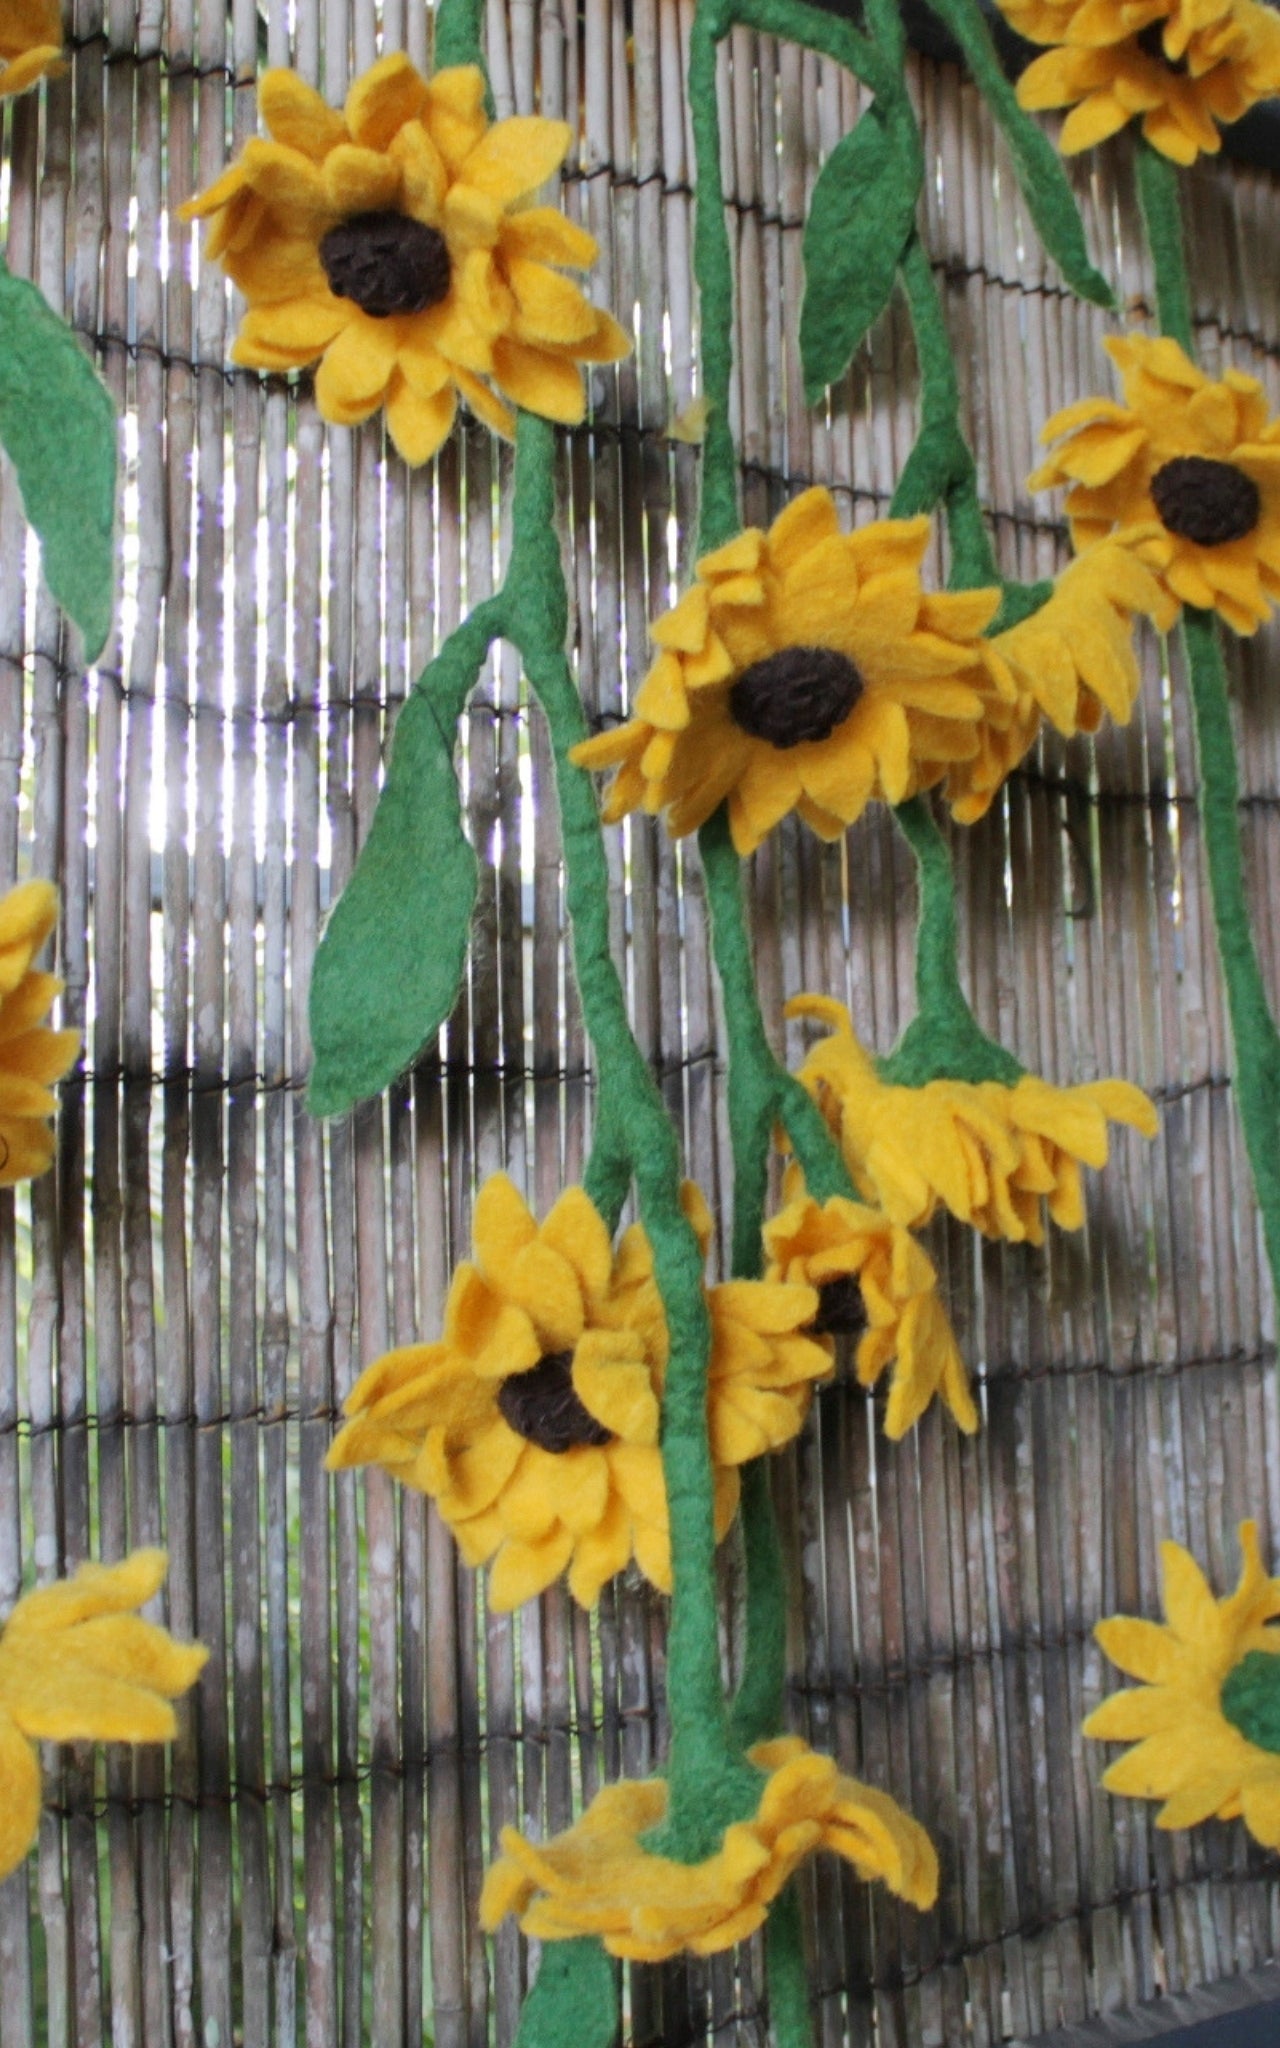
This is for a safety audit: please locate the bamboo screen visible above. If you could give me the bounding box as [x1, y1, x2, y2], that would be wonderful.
[2, 1, 1280, 2044]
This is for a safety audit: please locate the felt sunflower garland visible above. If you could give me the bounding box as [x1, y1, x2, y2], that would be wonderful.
[182, 0, 1262, 2034]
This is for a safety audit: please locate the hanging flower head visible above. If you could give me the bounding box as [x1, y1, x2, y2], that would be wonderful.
[480, 1733, 937, 1959]
[1084, 1521, 1280, 1844]
[788, 995, 1157, 1245]
[181, 54, 630, 466]
[1001, 0, 1280, 162]
[0, 881, 79, 1185]
[762, 1171, 977, 1437]
[327, 1175, 830, 1610]
[571, 488, 1010, 856]
[1030, 335, 1280, 635]
[0, 0, 62, 99]
[0, 1550, 207, 1883]
[913, 541, 1177, 824]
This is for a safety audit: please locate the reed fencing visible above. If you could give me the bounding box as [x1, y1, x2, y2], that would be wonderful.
[1, 0, 1279, 2042]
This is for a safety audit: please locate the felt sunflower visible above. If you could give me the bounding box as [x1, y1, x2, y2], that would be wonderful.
[916, 541, 1177, 824]
[789, 994, 1158, 1245]
[479, 1733, 938, 1959]
[1002, 0, 1280, 163]
[0, 880, 79, 1185]
[326, 1175, 829, 1610]
[1084, 1521, 1280, 1845]
[0, 1550, 207, 1883]
[570, 488, 1009, 856]
[0, 0, 62, 98]
[181, 53, 630, 465]
[1030, 334, 1280, 635]
[762, 1171, 977, 1437]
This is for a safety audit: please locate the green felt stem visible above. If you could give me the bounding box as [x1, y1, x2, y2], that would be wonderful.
[689, 0, 740, 558]
[1178, 610, 1280, 1296]
[881, 798, 1023, 1088]
[433, 0, 485, 70]
[699, 809, 778, 1279]
[766, 1883, 817, 2048]
[506, 415, 756, 1852]
[727, 0, 898, 96]
[1135, 141, 1194, 353]
[581, 1130, 633, 1236]
[728, 1458, 790, 1751]
[891, 233, 999, 591]
[1136, 146, 1280, 1307]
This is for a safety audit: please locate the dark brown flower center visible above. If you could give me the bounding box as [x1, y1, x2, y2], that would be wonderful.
[496, 1350, 614, 1454]
[809, 1275, 868, 1339]
[1150, 456, 1261, 547]
[1135, 20, 1188, 71]
[319, 210, 452, 320]
[728, 646, 863, 749]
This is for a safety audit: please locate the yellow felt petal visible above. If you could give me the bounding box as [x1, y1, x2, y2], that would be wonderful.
[259, 70, 349, 159]
[491, 338, 587, 424]
[489, 1526, 575, 1610]
[343, 51, 429, 151]
[500, 206, 597, 269]
[384, 377, 457, 467]
[0, 1709, 40, 1883]
[0, 882, 57, 989]
[571, 1336, 660, 1444]
[321, 143, 402, 215]
[462, 116, 571, 204]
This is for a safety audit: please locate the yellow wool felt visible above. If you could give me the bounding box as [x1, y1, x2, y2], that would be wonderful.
[0, 0, 62, 97]
[0, 880, 79, 1187]
[1030, 332, 1280, 635]
[1083, 1521, 1280, 1845]
[762, 1173, 978, 1437]
[789, 994, 1158, 1246]
[327, 1173, 832, 1608]
[919, 539, 1176, 824]
[182, 53, 629, 464]
[1000, 0, 1280, 161]
[0, 1549, 208, 1882]
[479, 1733, 938, 1960]
[570, 488, 1008, 855]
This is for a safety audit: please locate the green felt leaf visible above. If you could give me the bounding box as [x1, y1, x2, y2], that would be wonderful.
[308, 684, 477, 1117]
[920, 0, 1114, 309]
[799, 96, 923, 403]
[0, 256, 118, 661]
[512, 1938, 618, 2048]
[1220, 1650, 1280, 1756]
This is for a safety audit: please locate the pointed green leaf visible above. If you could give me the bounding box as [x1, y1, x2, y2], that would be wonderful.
[308, 684, 478, 1117]
[800, 96, 924, 403]
[0, 257, 118, 661]
[513, 1938, 618, 2048]
[920, 0, 1115, 309]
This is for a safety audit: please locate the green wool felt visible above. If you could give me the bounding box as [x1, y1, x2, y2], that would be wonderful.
[689, 2, 740, 559]
[881, 798, 1023, 1088]
[728, 0, 898, 98]
[728, 1459, 790, 1751]
[891, 236, 1001, 591]
[991, 578, 1054, 635]
[920, 0, 1114, 312]
[1135, 142, 1194, 354]
[1220, 1651, 1280, 1757]
[1179, 609, 1280, 1297]
[507, 415, 754, 1858]
[766, 1883, 816, 2048]
[799, 94, 923, 405]
[699, 808, 780, 1281]
[307, 601, 502, 1118]
[0, 258, 117, 663]
[512, 1937, 619, 2048]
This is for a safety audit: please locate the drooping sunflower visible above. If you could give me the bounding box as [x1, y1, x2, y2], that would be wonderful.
[0, 1550, 207, 1883]
[480, 1733, 937, 1959]
[1084, 1521, 1280, 1845]
[326, 1174, 830, 1610]
[1001, 0, 1280, 163]
[762, 1170, 977, 1437]
[1031, 333, 1280, 634]
[0, 0, 62, 99]
[181, 54, 630, 466]
[0, 881, 79, 1185]
[913, 541, 1178, 825]
[570, 488, 1010, 856]
[788, 995, 1158, 1245]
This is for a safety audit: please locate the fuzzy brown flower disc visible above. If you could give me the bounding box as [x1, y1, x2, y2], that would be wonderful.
[728, 646, 863, 749]
[319, 211, 452, 319]
[497, 1350, 614, 1453]
[1150, 456, 1261, 547]
[810, 1275, 869, 1339]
